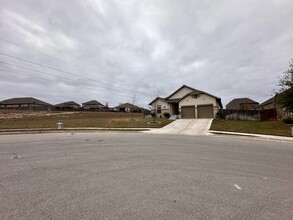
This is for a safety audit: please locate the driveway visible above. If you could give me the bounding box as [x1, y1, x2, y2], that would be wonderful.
[147, 119, 213, 135]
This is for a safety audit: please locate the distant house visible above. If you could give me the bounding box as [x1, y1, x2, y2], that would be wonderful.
[82, 100, 104, 111]
[0, 97, 52, 111]
[149, 85, 222, 118]
[114, 103, 144, 113]
[255, 94, 290, 120]
[54, 101, 80, 111]
[226, 98, 259, 110]
[255, 96, 276, 110]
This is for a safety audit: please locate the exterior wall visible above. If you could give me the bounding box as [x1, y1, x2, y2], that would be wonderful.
[168, 87, 194, 99]
[255, 103, 275, 110]
[241, 103, 258, 110]
[227, 103, 258, 110]
[151, 99, 170, 117]
[179, 94, 219, 118]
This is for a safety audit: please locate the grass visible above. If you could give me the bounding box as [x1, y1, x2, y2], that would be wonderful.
[0, 112, 171, 129]
[211, 119, 293, 137]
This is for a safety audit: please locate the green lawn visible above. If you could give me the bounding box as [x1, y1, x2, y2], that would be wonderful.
[0, 112, 171, 129]
[211, 119, 292, 137]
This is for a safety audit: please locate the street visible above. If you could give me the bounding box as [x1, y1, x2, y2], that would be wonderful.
[1, 132, 293, 219]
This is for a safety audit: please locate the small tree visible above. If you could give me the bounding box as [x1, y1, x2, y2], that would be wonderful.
[105, 102, 109, 112]
[150, 90, 161, 122]
[130, 94, 137, 121]
[277, 59, 293, 113]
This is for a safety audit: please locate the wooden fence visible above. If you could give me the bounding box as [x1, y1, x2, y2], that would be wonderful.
[260, 109, 277, 121]
[217, 109, 278, 121]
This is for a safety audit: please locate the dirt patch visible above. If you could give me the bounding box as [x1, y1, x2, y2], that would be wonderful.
[0, 110, 78, 119]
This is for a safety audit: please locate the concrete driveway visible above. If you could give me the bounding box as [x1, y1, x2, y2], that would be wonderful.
[147, 119, 213, 135]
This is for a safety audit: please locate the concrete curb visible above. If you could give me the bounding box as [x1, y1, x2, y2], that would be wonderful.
[209, 130, 293, 142]
[0, 128, 150, 135]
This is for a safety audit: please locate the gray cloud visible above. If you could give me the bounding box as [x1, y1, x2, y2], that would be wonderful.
[0, 0, 292, 107]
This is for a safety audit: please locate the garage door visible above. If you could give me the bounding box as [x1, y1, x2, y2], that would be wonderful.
[181, 106, 195, 118]
[197, 105, 214, 118]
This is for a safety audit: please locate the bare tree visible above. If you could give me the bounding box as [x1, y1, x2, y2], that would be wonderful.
[150, 90, 161, 122]
[130, 94, 137, 121]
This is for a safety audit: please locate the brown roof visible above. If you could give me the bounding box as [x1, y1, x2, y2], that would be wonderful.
[167, 98, 180, 104]
[148, 85, 222, 108]
[256, 96, 277, 109]
[164, 85, 196, 100]
[178, 90, 223, 108]
[256, 88, 293, 109]
[114, 103, 141, 109]
[226, 98, 259, 109]
[148, 97, 167, 105]
[82, 100, 104, 106]
[0, 97, 52, 106]
[55, 101, 80, 107]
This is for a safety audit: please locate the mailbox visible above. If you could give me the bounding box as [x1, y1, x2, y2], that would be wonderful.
[57, 120, 63, 129]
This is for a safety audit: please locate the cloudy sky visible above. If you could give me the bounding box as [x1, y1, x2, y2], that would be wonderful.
[0, 0, 292, 107]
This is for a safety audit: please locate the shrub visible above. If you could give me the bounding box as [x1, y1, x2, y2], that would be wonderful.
[163, 112, 170, 119]
[283, 117, 293, 124]
[151, 112, 156, 118]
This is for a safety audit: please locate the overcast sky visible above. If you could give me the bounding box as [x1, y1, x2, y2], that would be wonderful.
[0, 0, 293, 107]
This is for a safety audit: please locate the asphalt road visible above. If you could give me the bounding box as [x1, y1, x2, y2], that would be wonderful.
[0, 132, 293, 219]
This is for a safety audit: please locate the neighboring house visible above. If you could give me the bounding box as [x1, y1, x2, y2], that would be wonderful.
[255, 95, 290, 119]
[149, 85, 223, 119]
[0, 97, 52, 111]
[54, 101, 80, 111]
[226, 98, 259, 110]
[82, 100, 104, 110]
[114, 103, 144, 113]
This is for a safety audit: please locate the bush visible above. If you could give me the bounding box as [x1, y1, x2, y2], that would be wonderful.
[151, 112, 156, 118]
[283, 117, 293, 124]
[163, 112, 170, 119]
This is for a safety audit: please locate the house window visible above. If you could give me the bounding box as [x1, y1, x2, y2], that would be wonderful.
[192, 94, 199, 99]
[157, 105, 161, 113]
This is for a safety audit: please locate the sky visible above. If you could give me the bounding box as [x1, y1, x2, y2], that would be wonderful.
[0, 0, 293, 108]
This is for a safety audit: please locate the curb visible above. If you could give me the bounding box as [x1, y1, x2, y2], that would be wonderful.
[209, 130, 293, 142]
[0, 128, 150, 135]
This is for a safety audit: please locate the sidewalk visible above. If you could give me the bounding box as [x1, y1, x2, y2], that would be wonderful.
[0, 127, 149, 135]
[209, 130, 293, 142]
[1, 127, 292, 143]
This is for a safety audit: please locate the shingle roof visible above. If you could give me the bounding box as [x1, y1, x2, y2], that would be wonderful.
[226, 98, 259, 109]
[0, 97, 52, 106]
[54, 101, 80, 107]
[148, 85, 222, 108]
[148, 97, 167, 105]
[114, 103, 141, 109]
[164, 85, 196, 100]
[257, 96, 276, 108]
[167, 98, 180, 104]
[177, 89, 223, 108]
[82, 100, 104, 106]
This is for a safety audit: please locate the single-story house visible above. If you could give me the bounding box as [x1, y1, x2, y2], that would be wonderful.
[54, 101, 80, 111]
[0, 97, 52, 111]
[149, 85, 223, 119]
[226, 98, 259, 110]
[114, 103, 145, 113]
[82, 100, 104, 111]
